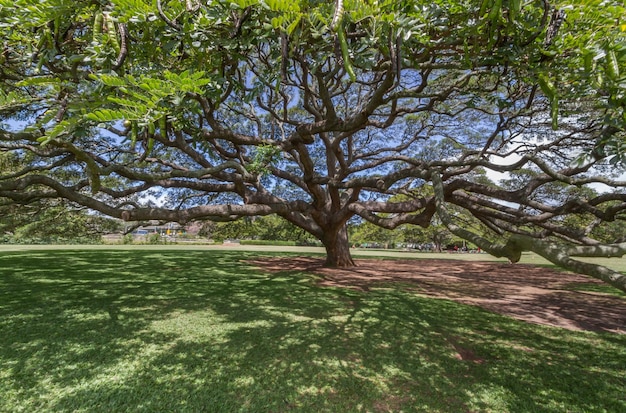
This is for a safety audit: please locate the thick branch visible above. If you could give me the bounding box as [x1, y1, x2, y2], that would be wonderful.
[432, 172, 626, 292]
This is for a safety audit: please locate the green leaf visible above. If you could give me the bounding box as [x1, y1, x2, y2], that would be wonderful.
[286, 14, 301, 35]
[15, 77, 60, 87]
[537, 74, 556, 102]
[97, 74, 127, 87]
[85, 109, 126, 122]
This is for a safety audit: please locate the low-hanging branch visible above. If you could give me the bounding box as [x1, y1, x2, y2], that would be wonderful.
[432, 172, 626, 292]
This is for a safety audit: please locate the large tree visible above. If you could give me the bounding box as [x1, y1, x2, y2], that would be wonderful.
[1, 1, 626, 290]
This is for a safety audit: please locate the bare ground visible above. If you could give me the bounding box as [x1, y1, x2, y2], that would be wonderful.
[249, 257, 626, 334]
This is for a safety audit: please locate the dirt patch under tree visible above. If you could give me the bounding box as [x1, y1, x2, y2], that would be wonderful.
[249, 257, 626, 334]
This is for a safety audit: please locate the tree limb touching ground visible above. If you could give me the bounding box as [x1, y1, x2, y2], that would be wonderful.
[1, 1, 626, 291]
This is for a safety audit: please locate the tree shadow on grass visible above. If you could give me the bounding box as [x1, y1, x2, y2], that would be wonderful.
[0, 250, 625, 412]
[252, 257, 626, 334]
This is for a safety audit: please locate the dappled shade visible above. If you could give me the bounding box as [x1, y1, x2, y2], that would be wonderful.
[2, 249, 624, 412]
[250, 257, 626, 334]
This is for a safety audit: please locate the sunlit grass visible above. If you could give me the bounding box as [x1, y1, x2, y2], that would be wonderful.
[1, 249, 625, 412]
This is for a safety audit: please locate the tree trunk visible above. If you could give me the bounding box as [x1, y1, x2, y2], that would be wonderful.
[322, 224, 355, 267]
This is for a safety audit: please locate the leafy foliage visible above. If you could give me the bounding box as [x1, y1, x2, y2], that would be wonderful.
[0, 201, 121, 244]
[203, 215, 313, 243]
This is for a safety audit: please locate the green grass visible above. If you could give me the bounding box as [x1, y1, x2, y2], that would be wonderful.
[561, 282, 626, 297]
[1, 249, 625, 412]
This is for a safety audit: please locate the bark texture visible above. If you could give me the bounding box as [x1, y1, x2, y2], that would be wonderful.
[322, 224, 355, 268]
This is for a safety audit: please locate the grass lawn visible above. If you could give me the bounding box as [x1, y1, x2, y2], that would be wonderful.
[1, 247, 625, 412]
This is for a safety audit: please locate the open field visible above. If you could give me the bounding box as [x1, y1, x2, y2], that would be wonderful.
[1, 247, 625, 412]
[3, 242, 626, 271]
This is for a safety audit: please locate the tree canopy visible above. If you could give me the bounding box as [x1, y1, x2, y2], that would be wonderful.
[1, 0, 626, 291]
